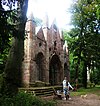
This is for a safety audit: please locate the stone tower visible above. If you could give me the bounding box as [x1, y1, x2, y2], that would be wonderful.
[22, 13, 70, 87]
[63, 40, 70, 81]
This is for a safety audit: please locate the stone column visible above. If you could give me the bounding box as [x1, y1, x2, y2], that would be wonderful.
[22, 13, 36, 87]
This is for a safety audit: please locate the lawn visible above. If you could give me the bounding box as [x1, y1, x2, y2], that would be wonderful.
[71, 85, 100, 96]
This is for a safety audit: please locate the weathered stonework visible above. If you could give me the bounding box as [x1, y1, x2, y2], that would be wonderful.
[22, 13, 69, 87]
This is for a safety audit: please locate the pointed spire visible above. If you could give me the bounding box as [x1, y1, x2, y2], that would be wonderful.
[63, 40, 68, 54]
[59, 30, 64, 40]
[52, 18, 57, 26]
[65, 40, 68, 48]
[42, 12, 49, 28]
[51, 18, 58, 31]
[27, 11, 34, 21]
[26, 11, 36, 35]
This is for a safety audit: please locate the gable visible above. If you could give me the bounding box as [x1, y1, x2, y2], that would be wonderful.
[36, 27, 45, 41]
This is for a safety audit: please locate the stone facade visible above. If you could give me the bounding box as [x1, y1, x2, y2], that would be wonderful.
[22, 13, 69, 87]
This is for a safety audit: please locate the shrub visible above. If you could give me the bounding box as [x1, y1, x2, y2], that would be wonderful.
[0, 91, 56, 106]
[0, 73, 4, 91]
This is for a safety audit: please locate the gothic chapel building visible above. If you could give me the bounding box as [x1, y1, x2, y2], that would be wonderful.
[22, 13, 70, 87]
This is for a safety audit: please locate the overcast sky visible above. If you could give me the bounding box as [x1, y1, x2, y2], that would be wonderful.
[27, 0, 73, 30]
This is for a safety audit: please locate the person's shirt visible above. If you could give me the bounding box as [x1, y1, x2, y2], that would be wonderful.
[63, 79, 67, 88]
[63, 80, 73, 90]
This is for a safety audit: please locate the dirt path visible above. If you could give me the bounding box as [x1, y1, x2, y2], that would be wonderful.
[56, 94, 100, 106]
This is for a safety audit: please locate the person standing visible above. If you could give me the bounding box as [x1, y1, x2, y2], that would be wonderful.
[62, 77, 73, 100]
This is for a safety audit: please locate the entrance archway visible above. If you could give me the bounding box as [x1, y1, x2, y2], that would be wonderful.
[36, 52, 45, 81]
[49, 55, 62, 85]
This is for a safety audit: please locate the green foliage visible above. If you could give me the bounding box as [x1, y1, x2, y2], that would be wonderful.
[0, 7, 12, 73]
[0, 91, 56, 106]
[65, 0, 100, 88]
[0, 0, 29, 96]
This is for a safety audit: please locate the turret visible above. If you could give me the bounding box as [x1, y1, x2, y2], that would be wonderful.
[63, 40, 70, 80]
[42, 12, 49, 28]
[63, 40, 68, 55]
[42, 13, 49, 41]
[22, 12, 36, 87]
[26, 12, 36, 36]
[59, 30, 64, 40]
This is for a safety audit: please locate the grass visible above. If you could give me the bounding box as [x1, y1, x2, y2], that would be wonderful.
[71, 85, 100, 97]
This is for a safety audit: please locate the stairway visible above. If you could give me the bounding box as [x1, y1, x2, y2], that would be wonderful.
[19, 86, 62, 97]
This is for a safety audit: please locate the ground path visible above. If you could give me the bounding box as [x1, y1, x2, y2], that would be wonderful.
[56, 94, 100, 106]
[43, 93, 100, 106]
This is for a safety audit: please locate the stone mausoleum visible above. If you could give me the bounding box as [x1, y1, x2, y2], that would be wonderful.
[22, 13, 70, 87]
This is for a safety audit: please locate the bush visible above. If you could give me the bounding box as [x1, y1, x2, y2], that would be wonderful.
[0, 91, 56, 106]
[87, 81, 95, 88]
[76, 83, 83, 89]
[0, 73, 4, 91]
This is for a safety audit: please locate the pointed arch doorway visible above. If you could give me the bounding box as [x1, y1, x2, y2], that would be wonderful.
[49, 54, 62, 85]
[35, 52, 46, 82]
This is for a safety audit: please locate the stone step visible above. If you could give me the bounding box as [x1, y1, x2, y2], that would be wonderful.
[19, 86, 62, 97]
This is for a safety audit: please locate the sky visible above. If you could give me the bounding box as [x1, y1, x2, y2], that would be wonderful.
[27, 0, 73, 30]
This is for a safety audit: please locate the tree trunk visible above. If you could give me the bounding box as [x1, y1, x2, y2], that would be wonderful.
[82, 61, 87, 88]
[3, 0, 28, 96]
[4, 37, 24, 95]
[75, 58, 80, 80]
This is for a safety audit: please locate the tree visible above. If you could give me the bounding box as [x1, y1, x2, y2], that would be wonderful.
[0, 0, 28, 96]
[67, 0, 100, 88]
[0, 0, 12, 73]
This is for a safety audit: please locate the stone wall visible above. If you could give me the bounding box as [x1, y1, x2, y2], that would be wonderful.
[22, 14, 69, 87]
